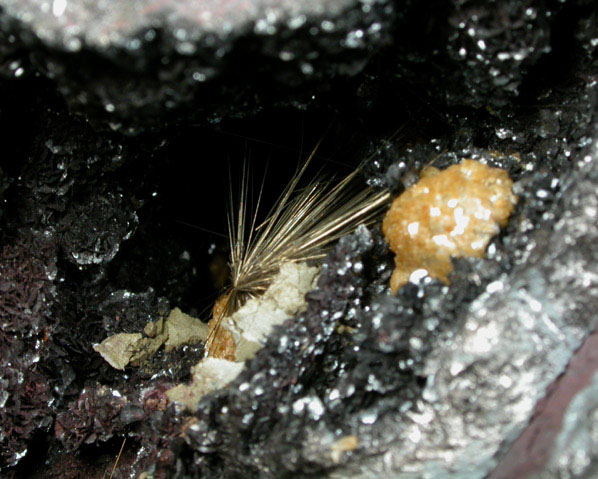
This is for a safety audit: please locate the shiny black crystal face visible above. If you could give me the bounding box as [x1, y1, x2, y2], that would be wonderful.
[1, 0, 598, 478]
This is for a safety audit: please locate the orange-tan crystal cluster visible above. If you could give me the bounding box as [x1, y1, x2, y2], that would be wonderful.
[382, 159, 517, 293]
[206, 292, 236, 360]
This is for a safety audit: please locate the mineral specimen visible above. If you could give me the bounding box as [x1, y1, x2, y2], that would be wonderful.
[382, 160, 517, 293]
[94, 308, 208, 370]
[166, 262, 319, 412]
[1, 0, 597, 477]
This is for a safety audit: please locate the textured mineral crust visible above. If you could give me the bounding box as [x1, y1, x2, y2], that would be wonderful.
[93, 308, 208, 370]
[0, 232, 57, 468]
[166, 262, 319, 411]
[221, 261, 319, 361]
[1, 0, 598, 478]
[207, 262, 319, 361]
[382, 160, 517, 293]
[165, 358, 245, 412]
[0, 0, 395, 132]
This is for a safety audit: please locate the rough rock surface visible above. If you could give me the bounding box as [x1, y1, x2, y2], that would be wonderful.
[490, 328, 598, 479]
[330, 134, 598, 479]
[0, 0, 586, 133]
[0, 232, 57, 468]
[0, 0, 395, 132]
[0, 0, 598, 478]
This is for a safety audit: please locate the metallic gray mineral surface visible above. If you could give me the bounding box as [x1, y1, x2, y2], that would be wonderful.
[0, 0, 393, 132]
[0, 0, 359, 50]
[329, 129, 598, 478]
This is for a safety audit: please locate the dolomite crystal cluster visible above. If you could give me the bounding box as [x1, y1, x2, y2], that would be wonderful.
[166, 261, 319, 410]
[382, 160, 517, 293]
[94, 262, 319, 411]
